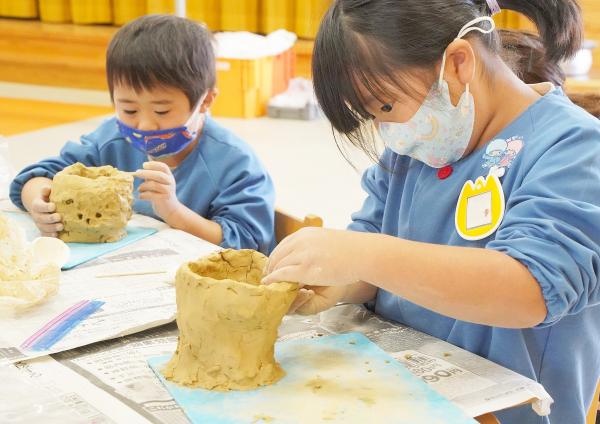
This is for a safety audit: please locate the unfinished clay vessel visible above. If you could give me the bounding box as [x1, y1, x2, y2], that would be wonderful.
[50, 163, 133, 243]
[163, 249, 299, 391]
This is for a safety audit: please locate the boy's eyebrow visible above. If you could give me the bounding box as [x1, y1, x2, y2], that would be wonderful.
[115, 99, 173, 105]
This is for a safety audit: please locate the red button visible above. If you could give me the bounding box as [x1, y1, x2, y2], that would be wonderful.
[437, 165, 453, 180]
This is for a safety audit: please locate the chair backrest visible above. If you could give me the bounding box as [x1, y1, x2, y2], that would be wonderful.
[275, 209, 323, 244]
[586, 380, 600, 424]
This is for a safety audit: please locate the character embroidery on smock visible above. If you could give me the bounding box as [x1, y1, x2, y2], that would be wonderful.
[482, 136, 524, 172]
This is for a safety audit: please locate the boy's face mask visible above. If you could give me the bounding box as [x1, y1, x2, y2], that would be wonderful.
[377, 17, 495, 168]
[117, 105, 203, 159]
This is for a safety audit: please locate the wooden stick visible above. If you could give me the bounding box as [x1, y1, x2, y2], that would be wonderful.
[95, 270, 167, 279]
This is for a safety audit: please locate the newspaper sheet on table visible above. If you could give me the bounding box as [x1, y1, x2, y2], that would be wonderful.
[0, 204, 218, 366]
[2, 305, 552, 422]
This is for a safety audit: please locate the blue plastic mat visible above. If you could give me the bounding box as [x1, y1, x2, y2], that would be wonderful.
[148, 333, 476, 424]
[3, 211, 157, 270]
[62, 226, 157, 269]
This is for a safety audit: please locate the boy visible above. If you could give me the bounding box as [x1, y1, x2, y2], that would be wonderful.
[10, 15, 275, 254]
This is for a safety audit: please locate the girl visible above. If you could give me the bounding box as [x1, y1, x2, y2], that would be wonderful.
[263, 0, 600, 423]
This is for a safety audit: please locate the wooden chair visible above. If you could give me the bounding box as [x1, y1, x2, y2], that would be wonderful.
[476, 413, 500, 423]
[274, 209, 323, 243]
[586, 380, 600, 424]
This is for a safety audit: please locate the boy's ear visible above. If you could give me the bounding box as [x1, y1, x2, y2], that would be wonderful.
[199, 88, 218, 113]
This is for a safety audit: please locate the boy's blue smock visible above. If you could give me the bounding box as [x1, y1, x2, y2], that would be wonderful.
[11, 116, 275, 254]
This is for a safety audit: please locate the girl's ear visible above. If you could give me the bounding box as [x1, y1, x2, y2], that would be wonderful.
[446, 39, 476, 85]
[441, 38, 477, 105]
[199, 88, 218, 113]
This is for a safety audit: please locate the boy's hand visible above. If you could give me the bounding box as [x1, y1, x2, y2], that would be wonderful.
[135, 161, 182, 222]
[31, 187, 63, 237]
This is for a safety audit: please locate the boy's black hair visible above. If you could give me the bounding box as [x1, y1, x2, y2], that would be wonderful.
[313, 0, 583, 160]
[107, 14, 216, 109]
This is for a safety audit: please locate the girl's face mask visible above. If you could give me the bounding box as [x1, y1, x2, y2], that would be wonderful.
[117, 107, 203, 159]
[377, 16, 496, 168]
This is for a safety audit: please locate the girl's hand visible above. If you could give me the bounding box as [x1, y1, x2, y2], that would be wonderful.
[263, 227, 366, 287]
[288, 285, 349, 315]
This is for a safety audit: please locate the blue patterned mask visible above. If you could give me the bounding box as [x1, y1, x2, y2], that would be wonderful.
[377, 17, 495, 168]
[117, 109, 202, 159]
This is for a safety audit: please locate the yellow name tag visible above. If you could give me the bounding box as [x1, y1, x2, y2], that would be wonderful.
[455, 167, 505, 241]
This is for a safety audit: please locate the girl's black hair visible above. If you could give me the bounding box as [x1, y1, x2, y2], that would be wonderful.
[498, 29, 566, 87]
[313, 0, 583, 160]
[107, 14, 216, 109]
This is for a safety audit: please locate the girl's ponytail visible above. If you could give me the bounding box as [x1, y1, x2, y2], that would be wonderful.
[497, 0, 583, 63]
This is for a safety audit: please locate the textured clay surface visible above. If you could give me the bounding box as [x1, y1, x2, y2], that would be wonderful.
[163, 249, 299, 391]
[50, 163, 133, 243]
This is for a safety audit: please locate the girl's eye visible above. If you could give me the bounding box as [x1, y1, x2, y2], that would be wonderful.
[123, 110, 137, 115]
[381, 103, 393, 113]
[155, 111, 170, 115]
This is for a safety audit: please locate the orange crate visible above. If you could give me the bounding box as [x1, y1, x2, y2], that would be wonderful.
[211, 56, 272, 118]
[211, 49, 295, 119]
[272, 47, 295, 95]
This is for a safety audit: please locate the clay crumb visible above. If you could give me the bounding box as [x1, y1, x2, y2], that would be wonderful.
[317, 333, 323, 337]
[348, 339, 356, 345]
[359, 396, 375, 406]
[306, 377, 325, 393]
[253, 415, 274, 423]
[443, 352, 451, 357]
[404, 354, 413, 360]
[385, 360, 390, 364]
[367, 369, 372, 373]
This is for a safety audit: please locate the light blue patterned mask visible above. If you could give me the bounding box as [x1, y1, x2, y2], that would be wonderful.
[378, 17, 495, 168]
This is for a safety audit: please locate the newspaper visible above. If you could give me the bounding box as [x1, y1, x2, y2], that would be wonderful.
[0, 207, 219, 366]
[2, 305, 552, 422]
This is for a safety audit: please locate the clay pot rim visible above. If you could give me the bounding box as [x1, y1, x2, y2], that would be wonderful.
[56, 173, 133, 182]
[179, 261, 298, 293]
[57, 164, 132, 182]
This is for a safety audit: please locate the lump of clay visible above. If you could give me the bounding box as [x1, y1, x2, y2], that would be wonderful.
[0, 213, 60, 313]
[163, 249, 299, 391]
[0, 212, 32, 281]
[50, 163, 133, 243]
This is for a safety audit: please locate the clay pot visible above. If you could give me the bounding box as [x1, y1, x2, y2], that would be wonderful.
[163, 249, 299, 391]
[50, 163, 133, 243]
